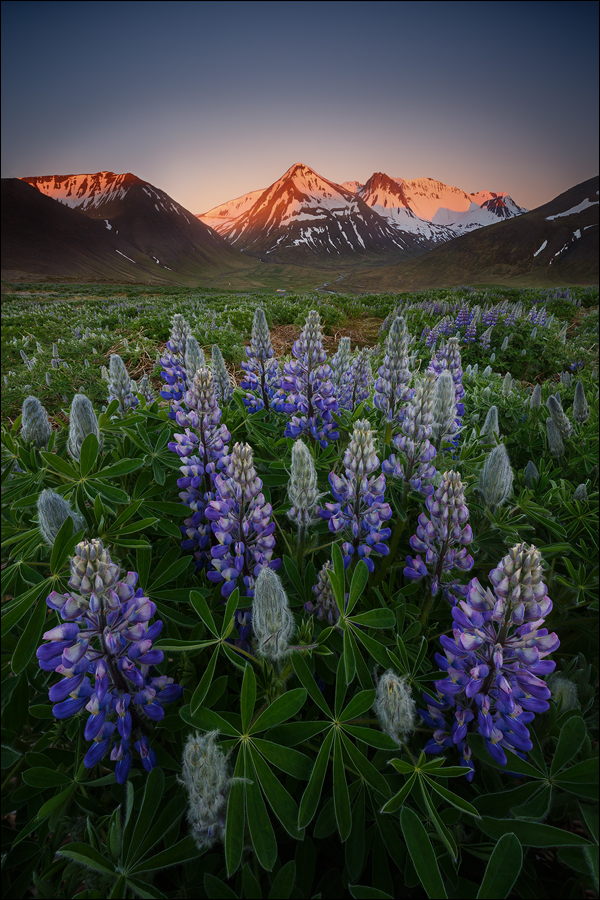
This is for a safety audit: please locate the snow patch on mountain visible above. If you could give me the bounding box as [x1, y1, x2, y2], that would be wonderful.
[546, 197, 599, 220]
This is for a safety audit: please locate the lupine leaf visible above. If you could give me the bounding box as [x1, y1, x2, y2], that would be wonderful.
[479, 816, 594, 846]
[79, 432, 99, 477]
[57, 842, 115, 876]
[190, 646, 220, 715]
[249, 688, 306, 734]
[333, 731, 352, 842]
[476, 832, 523, 899]
[11, 595, 47, 674]
[380, 772, 417, 815]
[550, 716, 587, 775]
[341, 731, 390, 797]
[250, 746, 304, 839]
[423, 774, 481, 817]
[298, 728, 335, 829]
[251, 738, 313, 780]
[245, 752, 277, 871]
[129, 836, 199, 874]
[126, 766, 165, 865]
[400, 806, 447, 899]
[190, 589, 219, 637]
[204, 873, 239, 899]
[340, 689, 376, 722]
[268, 860, 296, 899]
[240, 663, 257, 733]
[225, 749, 245, 877]
[292, 652, 332, 716]
[347, 559, 369, 615]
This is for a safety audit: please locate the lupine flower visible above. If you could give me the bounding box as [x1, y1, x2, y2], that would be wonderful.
[573, 483, 588, 502]
[67, 394, 100, 460]
[168, 368, 230, 569]
[429, 336, 465, 419]
[181, 731, 240, 850]
[37, 489, 85, 547]
[36, 540, 182, 783]
[479, 443, 513, 511]
[330, 336, 352, 397]
[305, 560, 340, 625]
[374, 670, 416, 745]
[107, 355, 138, 415]
[573, 381, 590, 424]
[160, 313, 192, 412]
[281, 310, 339, 447]
[501, 373, 513, 397]
[287, 439, 321, 528]
[547, 675, 578, 711]
[500, 336, 510, 351]
[431, 370, 458, 450]
[184, 336, 206, 383]
[546, 417, 565, 457]
[338, 348, 372, 411]
[482, 365, 493, 378]
[211, 345, 233, 406]
[319, 419, 392, 572]
[374, 316, 413, 423]
[524, 460, 539, 488]
[21, 396, 52, 448]
[530, 384, 542, 409]
[383, 371, 436, 496]
[251, 568, 294, 661]
[206, 442, 280, 597]
[404, 470, 474, 597]
[547, 395, 573, 439]
[480, 406, 500, 441]
[138, 374, 155, 404]
[419, 542, 559, 777]
[240, 308, 282, 413]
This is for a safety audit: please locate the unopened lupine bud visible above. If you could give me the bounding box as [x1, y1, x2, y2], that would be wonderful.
[480, 406, 500, 440]
[547, 676, 578, 711]
[305, 560, 339, 625]
[185, 336, 205, 381]
[573, 381, 589, 424]
[573, 483, 588, 502]
[138, 374, 155, 404]
[374, 670, 416, 745]
[45, 373, 52, 386]
[480, 443, 513, 510]
[250, 308, 274, 360]
[21, 396, 52, 448]
[502, 372, 513, 396]
[180, 731, 236, 850]
[560, 371, 571, 387]
[287, 439, 320, 527]
[211, 345, 233, 405]
[547, 395, 573, 439]
[252, 568, 294, 661]
[530, 384, 542, 408]
[546, 417, 565, 457]
[501, 337, 510, 351]
[431, 370, 457, 449]
[101, 366, 109, 381]
[490, 353, 496, 363]
[68, 394, 100, 460]
[524, 460, 539, 488]
[108, 354, 138, 415]
[483, 365, 493, 377]
[37, 489, 85, 546]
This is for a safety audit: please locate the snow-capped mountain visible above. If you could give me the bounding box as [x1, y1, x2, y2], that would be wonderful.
[199, 163, 428, 259]
[21, 171, 242, 274]
[198, 164, 526, 260]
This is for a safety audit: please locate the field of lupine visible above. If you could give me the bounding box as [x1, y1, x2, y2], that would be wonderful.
[1, 284, 598, 899]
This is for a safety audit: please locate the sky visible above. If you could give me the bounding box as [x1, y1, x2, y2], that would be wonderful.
[1, 0, 598, 214]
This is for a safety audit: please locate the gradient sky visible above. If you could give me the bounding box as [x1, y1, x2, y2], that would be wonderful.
[2, 0, 598, 214]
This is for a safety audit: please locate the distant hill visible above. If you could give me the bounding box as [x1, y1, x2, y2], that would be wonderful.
[340, 176, 599, 291]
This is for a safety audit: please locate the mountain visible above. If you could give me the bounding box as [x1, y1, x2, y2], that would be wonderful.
[198, 164, 526, 261]
[339, 176, 599, 291]
[20, 171, 244, 276]
[1, 178, 173, 282]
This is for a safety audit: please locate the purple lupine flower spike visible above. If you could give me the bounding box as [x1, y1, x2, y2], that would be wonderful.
[404, 469, 474, 598]
[428, 335, 465, 420]
[339, 348, 373, 411]
[319, 419, 392, 572]
[305, 560, 340, 625]
[374, 316, 413, 423]
[37, 539, 182, 782]
[240, 308, 283, 413]
[160, 313, 193, 417]
[383, 370, 437, 496]
[281, 310, 339, 448]
[419, 542, 559, 778]
[205, 442, 280, 597]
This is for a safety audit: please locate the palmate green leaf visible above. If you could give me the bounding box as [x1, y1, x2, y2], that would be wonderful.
[40, 451, 77, 479]
[292, 652, 332, 716]
[50, 514, 83, 574]
[242, 864, 262, 899]
[468, 733, 545, 779]
[225, 750, 246, 877]
[341, 731, 390, 798]
[249, 688, 307, 734]
[11, 593, 48, 674]
[125, 877, 168, 900]
[333, 730, 352, 842]
[423, 774, 481, 817]
[476, 832, 523, 899]
[221, 587, 241, 639]
[343, 626, 357, 684]
[190, 589, 219, 637]
[349, 608, 395, 629]
[79, 432, 99, 478]
[343, 725, 398, 751]
[420, 782, 458, 862]
[57, 841, 115, 877]
[550, 716, 587, 775]
[147, 556, 192, 592]
[251, 738, 313, 780]
[91, 481, 129, 504]
[340, 689, 376, 722]
[250, 745, 304, 839]
[347, 559, 369, 615]
[241, 663, 257, 733]
[2, 579, 52, 633]
[204, 872, 239, 899]
[190, 646, 220, 715]
[180, 705, 241, 737]
[126, 766, 165, 865]
[380, 772, 417, 815]
[401, 806, 447, 899]
[265, 721, 329, 746]
[283, 555, 304, 600]
[22, 767, 72, 788]
[346, 783, 366, 882]
[328, 543, 346, 612]
[352, 627, 391, 667]
[245, 751, 277, 871]
[511, 784, 552, 820]
[268, 860, 296, 899]
[299, 728, 335, 829]
[349, 886, 393, 899]
[479, 816, 594, 847]
[129, 835, 199, 874]
[97, 458, 143, 478]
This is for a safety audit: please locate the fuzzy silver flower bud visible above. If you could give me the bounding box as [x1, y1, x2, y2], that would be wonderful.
[373, 670, 416, 745]
[480, 443, 513, 511]
[107, 354, 137, 415]
[21, 396, 52, 448]
[530, 384, 542, 408]
[287, 439, 320, 527]
[480, 405, 500, 440]
[546, 417, 565, 457]
[547, 676, 578, 712]
[180, 731, 235, 850]
[502, 372, 513, 396]
[211, 345, 233, 405]
[573, 381, 589, 424]
[252, 568, 295, 661]
[483, 365, 493, 378]
[37, 489, 85, 547]
[67, 394, 100, 460]
[547, 395, 573, 439]
[138, 374, 155, 404]
[524, 460, 539, 488]
[250, 307, 274, 360]
[184, 336, 205, 381]
[573, 483, 588, 502]
[431, 370, 457, 449]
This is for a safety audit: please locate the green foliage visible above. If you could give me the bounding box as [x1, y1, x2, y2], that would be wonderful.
[1, 284, 598, 898]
